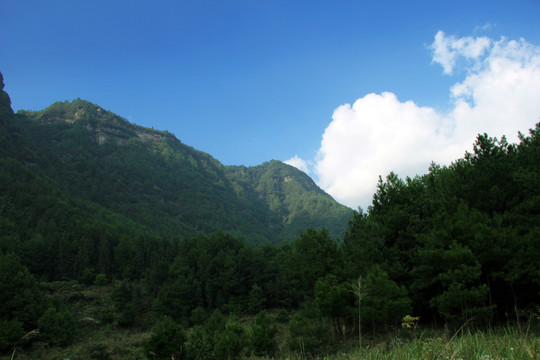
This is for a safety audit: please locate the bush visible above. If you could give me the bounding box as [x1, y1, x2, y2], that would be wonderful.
[117, 301, 137, 327]
[98, 307, 115, 324]
[144, 316, 186, 360]
[249, 310, 277, 357]
[275, 308, 290, 323]
[94, 273, 108, 286]
[112, 280, 132, 310]
[203, 309, 226, 339]
[214, 318, 246, 360]
[288, 302, 333, 356]
[247, 284, 265, 314]
[80, 268, 96, 285]
[189, 306, 208, 326]
[0, 253, 45, 327]
[185, 328, 214, 360]
[0, 319, 24, 352]
[37, 307, 76, 346]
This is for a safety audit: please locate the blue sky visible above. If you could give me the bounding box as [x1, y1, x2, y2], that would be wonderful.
[2, 1, 540, 209]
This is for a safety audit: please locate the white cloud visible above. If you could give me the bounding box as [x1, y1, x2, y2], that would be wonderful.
[431, 30, 492, 75]
[313, 31, 540, 210]
[284, 155, 310, 174]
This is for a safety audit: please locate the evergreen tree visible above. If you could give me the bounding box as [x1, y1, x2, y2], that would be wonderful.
[285, 228, 340, 303]
[314, 274, 352, 336]
[0, 253, 44, 331]
[362, 265, 411, 329]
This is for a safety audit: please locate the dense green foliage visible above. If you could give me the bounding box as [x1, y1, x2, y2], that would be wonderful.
[249, 310, 278, 357]
[352, 129, 540, 326]
[0, 72, 538, 358]
[10, 97, 351, 246]
[37, 306, 76, 346]
[144, 316, 186, 360]
[0, 253, 44, 352]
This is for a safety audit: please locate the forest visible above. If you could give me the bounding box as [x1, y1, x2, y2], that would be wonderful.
[1, 72, 539, 359]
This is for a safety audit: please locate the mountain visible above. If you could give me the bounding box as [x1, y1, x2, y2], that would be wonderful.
[226, 161, 352, 241]
[0, 75, 353, 248]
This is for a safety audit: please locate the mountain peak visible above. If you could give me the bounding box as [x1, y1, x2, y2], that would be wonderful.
[21, 98, 176, 146]
[226, 159, 352, 240]
[22, 98, 128, 126]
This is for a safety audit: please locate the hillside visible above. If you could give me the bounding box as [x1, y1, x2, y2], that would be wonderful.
[0, 75, 352, 247]
[226, 160, 352, 240]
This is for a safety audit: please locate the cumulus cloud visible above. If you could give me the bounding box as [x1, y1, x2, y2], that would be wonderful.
[311, 31, 540, 210]
[314, 93, 455, 209]
[284, 155, 310, 174]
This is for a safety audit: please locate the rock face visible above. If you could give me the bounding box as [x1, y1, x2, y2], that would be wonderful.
[86, 123, 167, 145]
[0, 72, 14, 122]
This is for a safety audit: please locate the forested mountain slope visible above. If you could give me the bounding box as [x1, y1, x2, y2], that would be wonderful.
[227, 160, 352, 241]
[0, 73, 352, 247]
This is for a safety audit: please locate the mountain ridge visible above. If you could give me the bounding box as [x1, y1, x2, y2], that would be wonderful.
[1, 76, 353, 245]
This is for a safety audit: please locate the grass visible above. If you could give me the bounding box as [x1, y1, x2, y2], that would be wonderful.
[318, 325, 539, 360]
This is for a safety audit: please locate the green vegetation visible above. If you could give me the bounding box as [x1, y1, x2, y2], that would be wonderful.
[0, 72, 539, 359]
[336, 325, 539, 360]
[144, 316, 186, 360]
[11, 97, 352, 246]
[37, 306, 76, 346]
[1, 280, 537, 359]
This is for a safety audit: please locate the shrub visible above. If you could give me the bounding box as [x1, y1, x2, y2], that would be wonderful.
[275, 308, 290, 323]
[185, 328, 214, 360]
[98, 307, 115, 324]
[249, 310, 277, 357]
[37, 307, 76, 346]
[144, 316, 186, 360]
[203, 309, 226, 339]
[80, 268, 96, 285]
[0, 253, 45, 327]
[0, 319, 24, 352]
[117, 301, 137, 327]
[214, 318, 246, 360]
[189, 306, 208, 326]
[288, 302, 333, 356]
[94, 273, 109, 286]
[247, 284, 266, 314]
